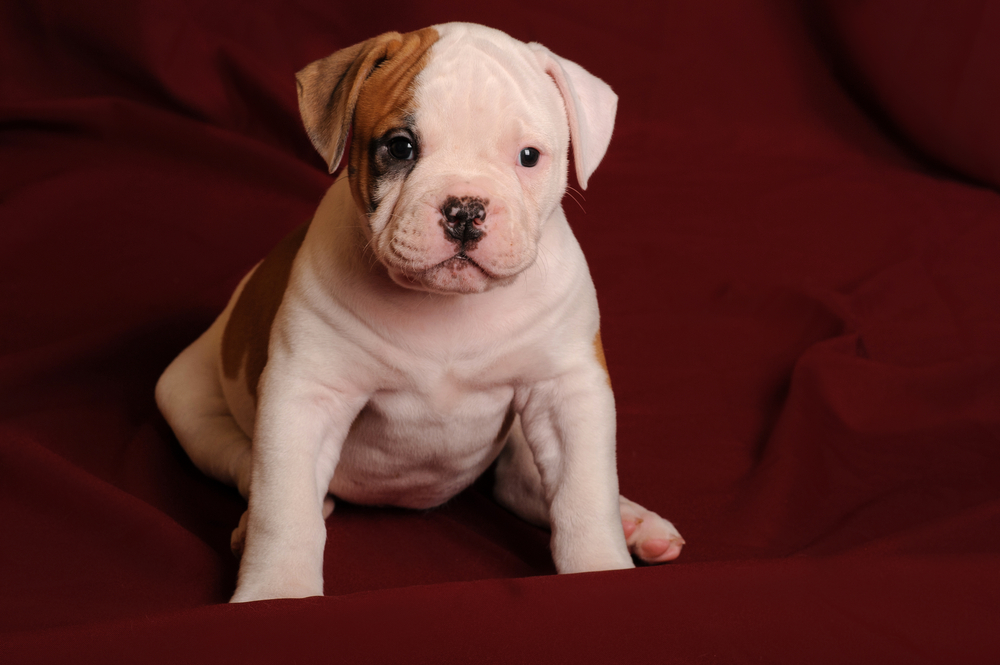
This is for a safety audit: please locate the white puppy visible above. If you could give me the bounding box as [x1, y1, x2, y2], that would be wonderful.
[156, 22, 683, 603]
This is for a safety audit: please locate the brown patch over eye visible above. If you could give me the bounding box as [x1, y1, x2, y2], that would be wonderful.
[348, 28, 438, 213]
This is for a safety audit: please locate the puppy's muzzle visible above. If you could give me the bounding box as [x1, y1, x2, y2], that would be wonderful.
[441, 196, 488, 247]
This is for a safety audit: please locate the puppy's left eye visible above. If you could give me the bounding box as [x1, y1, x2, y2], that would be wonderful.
[388, 137, 415, 161]
[518, 147, 541, 167]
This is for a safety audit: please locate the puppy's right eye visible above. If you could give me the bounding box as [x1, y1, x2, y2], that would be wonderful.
[387, 137, 415, 161]
[518, 147, 541, 167]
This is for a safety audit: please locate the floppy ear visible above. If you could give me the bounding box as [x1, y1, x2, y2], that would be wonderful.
[529, 44, 618, 190]
[296, 32, 404, 173]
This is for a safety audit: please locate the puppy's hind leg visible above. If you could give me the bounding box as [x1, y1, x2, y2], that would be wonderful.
[618, 495, 685, 563]
[155, 324, 252, 501]
[493, 415, 685, 564]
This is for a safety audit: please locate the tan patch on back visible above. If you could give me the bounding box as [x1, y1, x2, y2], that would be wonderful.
[221, 222, 310, 402]
[348, 27, 439, 212]
[594, 330, 611, 387]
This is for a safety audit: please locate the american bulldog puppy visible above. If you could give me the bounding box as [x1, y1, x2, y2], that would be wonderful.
[156, 22, 684, 603]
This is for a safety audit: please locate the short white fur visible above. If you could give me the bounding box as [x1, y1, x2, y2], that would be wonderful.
[156, 22, 683, 603]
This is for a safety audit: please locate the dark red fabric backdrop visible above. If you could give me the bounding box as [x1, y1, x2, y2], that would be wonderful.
[2, 1, 998, 663]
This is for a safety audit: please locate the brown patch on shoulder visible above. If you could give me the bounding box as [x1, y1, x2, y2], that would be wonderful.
[594, 330, 611, 387]
[348, 27, 439, 212]
[221, 222, 310, 402]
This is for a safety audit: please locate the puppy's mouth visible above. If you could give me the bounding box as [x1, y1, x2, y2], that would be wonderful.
[390, 251, 515, 294]
[439, 251, 486, 273]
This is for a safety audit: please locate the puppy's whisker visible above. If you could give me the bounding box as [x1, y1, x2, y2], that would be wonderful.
[536, 243, 555, 290]
[360, 237, 381, 272]
[565, 186, 586, 213]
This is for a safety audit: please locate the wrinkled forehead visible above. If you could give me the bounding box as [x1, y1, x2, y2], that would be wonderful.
[415, 25, 565, 145]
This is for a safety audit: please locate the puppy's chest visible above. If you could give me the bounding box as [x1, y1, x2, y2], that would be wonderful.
[361, 382, 511, 439]
[331, 367, 515, 507]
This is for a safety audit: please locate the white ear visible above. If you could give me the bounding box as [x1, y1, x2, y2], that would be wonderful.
[529, 44, 618, 190]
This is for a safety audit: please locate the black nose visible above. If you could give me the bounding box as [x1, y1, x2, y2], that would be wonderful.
[441, 196, 487, 246]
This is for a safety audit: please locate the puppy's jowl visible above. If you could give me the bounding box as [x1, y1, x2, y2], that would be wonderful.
[157, 22, 684, 602]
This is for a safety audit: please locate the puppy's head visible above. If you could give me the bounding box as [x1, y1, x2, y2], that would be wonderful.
[297, 23, 617, 294]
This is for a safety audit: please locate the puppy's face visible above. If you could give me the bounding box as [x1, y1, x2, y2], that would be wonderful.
[356, 27, 570, 294]
[369, 35, 569, 293]
[298, 24, 573, 294]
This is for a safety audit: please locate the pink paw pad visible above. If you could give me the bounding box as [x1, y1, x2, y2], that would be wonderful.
[619, 497, 685, 564]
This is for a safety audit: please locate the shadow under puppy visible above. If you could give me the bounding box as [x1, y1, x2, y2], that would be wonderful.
[156, 22, 684, 603]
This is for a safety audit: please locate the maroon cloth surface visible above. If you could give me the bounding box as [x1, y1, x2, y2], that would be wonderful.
[2, 1, 999, 662]
[815, 0, 1000, 188]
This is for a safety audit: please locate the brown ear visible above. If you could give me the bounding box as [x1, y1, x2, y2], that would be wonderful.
[296, 32, 406, 173]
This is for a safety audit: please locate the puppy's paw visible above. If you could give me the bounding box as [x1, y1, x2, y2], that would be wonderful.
[619, 495, 685, 564]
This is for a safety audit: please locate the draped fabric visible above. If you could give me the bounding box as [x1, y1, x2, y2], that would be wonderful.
[2, 1, 998, 662]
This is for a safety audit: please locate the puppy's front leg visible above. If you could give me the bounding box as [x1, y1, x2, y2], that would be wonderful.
[516, 367, 634, 573]
[230, 368, 365, 603]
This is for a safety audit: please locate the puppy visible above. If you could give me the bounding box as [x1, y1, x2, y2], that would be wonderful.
[156, 22, 683, 603]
